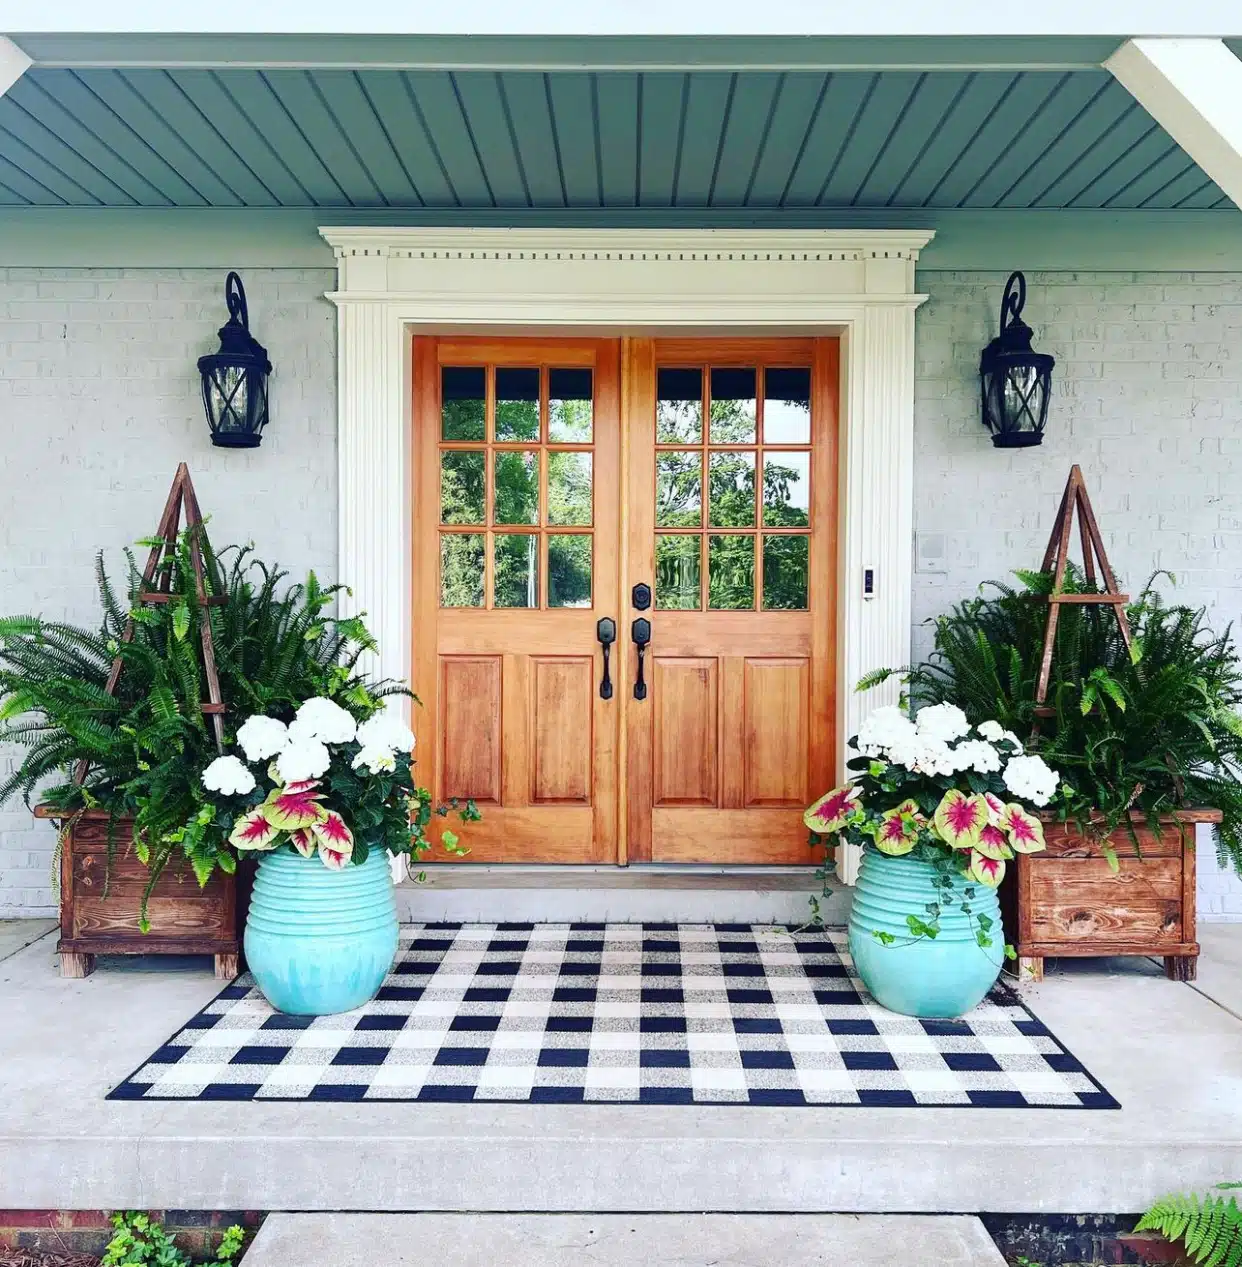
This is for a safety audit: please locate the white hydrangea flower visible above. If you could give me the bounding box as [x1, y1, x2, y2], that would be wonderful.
[235, 715, 289, 762]
[976, 720, 1004, 742]
[352, 746, 396, 775]
[1002, 754, 1059, 806]
[356, 711, 416, 753]
[1000, 729, 1025, 754]
[914, 702, 971, 743]
[290, 696, 357, 745]
[202, 755, 256, 797]
[275, 739, 332, 784]
[887, 734, 956, 778]
[856, 705, 918, 756]
[953, 739, 1002, 775]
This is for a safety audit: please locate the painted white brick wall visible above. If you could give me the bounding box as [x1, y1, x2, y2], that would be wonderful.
[0, 267, 337, 916]
[3, 264, 1241, 921]
[913, 269, 1242, 920]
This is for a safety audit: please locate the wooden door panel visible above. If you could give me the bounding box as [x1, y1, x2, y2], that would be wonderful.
[439, 656, 502, 804]
[652, 657, 718, 806]
[743, 658, 809, 808]
[531, 657, 594, 803]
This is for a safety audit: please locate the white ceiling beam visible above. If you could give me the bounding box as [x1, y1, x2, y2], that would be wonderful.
[0, 36, 31, 97]
[1107, 38, 1242, 207]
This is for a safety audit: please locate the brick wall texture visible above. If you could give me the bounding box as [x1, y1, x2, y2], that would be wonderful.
[2, 264, 1241, 919]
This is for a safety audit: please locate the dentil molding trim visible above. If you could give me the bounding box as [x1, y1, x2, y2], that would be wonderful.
[321, 226, 934, 885]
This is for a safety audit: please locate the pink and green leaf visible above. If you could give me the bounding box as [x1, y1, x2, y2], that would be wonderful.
[288, 827, 318, 858]
[264, 782, 327, 831]
[933, 789, 987, 850]
[317, 838, 352, 870]
[974, 823, 1009, 862]
[873, 805, 918, 857]
[228, 808, 279, 852]
[1004, 804, 1047, 853]
[312, 811, 354, 853]
[984, 792, 1007, 826]
[803, 784, 861, 833]
[969, 850, 1006, 887]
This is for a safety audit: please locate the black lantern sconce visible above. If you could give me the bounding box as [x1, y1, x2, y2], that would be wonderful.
[197, 272, 272, 448]
[979, 271, 1055, 448]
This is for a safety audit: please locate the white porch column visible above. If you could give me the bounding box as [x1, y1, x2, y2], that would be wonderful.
[1107, 39, 1242, 209]
[0, 37, 31, 98]
[334, 267, 411, 885]
[834, 303, 918, 887]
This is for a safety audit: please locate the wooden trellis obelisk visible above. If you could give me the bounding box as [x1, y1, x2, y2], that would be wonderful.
[1034, 464, 1132, 716]
[74, 463, 226, 781]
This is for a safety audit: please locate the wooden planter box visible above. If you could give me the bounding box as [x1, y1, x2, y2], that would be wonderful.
[39, 808, 240, 980]
[1001, 809, 1220, 984]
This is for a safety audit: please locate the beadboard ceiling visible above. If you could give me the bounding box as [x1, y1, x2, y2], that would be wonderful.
[0, 66, 1231, 211]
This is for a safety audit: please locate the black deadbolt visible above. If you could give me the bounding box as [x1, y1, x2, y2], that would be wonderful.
[632, 582, 652, 611]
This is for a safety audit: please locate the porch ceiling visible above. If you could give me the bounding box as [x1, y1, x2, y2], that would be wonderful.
[0, 66, 1232, 212]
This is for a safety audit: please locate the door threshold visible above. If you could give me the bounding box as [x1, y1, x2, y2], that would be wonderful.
[410, 864, 821, 891]
[397, 864, 847, 925]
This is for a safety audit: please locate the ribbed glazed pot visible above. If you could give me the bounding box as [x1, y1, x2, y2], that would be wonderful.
[244, 846, 398, 1016]
[847, 850, 1004, 1019]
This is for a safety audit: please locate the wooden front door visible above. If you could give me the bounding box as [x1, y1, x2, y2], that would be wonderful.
[624, 339, 837, 863]
[413, 335, 837, 866]
[413, 337, 621, 862]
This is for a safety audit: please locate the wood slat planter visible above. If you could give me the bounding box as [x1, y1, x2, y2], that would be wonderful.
[1001, 809, 1220, 984]
[38, 808, 240, 980]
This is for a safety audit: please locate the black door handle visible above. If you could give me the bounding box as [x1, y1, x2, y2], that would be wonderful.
[596, 617, 616, 699]
[631, 617, 651, 701]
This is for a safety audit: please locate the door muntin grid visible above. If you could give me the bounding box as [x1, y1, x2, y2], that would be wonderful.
[439, 364, 595, 610]
[654, 364, 812, 612]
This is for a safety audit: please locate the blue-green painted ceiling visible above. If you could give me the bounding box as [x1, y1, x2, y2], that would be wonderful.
[0, 67, 1231, 211]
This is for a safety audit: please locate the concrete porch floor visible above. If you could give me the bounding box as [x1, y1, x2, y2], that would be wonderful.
[2, 922, 1241, 1215]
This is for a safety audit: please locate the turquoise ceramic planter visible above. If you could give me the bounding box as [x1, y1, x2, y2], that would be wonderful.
[847, 849, 1003, 1019]
[244, 846, 398, 1016]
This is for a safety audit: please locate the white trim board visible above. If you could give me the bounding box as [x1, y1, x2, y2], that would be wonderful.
[321, 226, 933, 885]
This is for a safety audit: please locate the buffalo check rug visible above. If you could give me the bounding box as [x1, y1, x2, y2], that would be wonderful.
[110, 923, 1118, 1107]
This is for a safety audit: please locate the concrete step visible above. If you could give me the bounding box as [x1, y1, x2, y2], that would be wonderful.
[395, 865, 848, 925]
[243, 1213, 1006, 1267]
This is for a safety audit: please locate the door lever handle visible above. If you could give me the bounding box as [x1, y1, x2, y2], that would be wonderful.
[596, 617, 616, 700]
[631, 617, 651, 701]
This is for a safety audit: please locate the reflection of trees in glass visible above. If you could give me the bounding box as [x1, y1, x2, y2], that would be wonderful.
[709, 535, 754, 609]
[708, 452, 756, 527]
[657, 452, 701, 527]
[550, 397, 592, 442]
[548, 451, 592, 526]
[494, 533, 538, 608]
[440, 451, 484, 524]
[763, 453, 810, 528]
[656, 535, 700, 609]
[494, 451, 538, 525]
[440, 534, 484, 607]
[441, 399, 485, 442]
[763, 536, 808, 610]
[549, 535, 592, 607]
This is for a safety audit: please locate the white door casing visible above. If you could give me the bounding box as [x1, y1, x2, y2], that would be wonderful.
[321, 227, 931, 884]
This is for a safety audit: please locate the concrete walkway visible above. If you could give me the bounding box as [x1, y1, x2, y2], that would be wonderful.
[0, 917, 55, 962]
[2, 926, 1241, 1213]
[243, 1214, 1006, 1266]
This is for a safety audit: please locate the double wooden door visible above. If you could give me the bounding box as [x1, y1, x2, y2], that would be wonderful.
[412, 336, 837, 865]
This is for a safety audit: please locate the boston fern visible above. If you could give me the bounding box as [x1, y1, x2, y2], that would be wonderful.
[0, 531, 412, 907]
[1135, 1184, 1242, 1267]
[878, 568, 1242, 874]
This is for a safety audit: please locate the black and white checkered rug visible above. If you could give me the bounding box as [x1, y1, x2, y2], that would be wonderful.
[110, 923, 1118, 1107]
